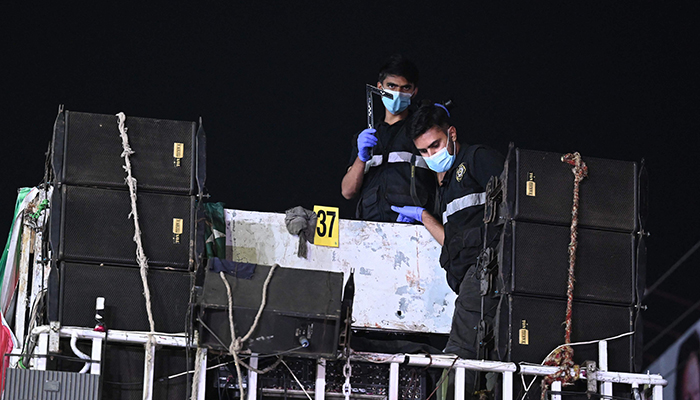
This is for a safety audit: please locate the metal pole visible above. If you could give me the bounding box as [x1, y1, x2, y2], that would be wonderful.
[248, 355, 258, 400]
[599, 340, 613, 397]
[455, 367, 466, 400]
[35, 332, 48, 370]
[502, 371, 513, 400]
[316, 358, 327, 400]
[654, 384, 664, 400]
[142, 341, 155, 400]
[389, 362, 399, 400]
[90, 337, 102, 375]
[551, 381, 562, 400]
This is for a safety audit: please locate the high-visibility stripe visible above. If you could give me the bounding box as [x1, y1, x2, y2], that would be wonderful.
[442, 192, 486, 224]
[365, 154, 384, 168]
[366, 152, 429, 169]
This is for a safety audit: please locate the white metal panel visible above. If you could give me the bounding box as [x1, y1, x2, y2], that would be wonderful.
[225, 209, 456, 334]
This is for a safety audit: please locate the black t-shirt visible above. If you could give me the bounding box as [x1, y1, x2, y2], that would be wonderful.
[439, 144, 505, 293]
[345, 115, 438, 222]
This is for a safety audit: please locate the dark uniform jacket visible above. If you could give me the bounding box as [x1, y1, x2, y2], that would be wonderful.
[439, 144, 504, 293]
[347, 114, 438, 222]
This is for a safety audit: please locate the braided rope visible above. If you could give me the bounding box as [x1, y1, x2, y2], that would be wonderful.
[219, 264, 279, 399]
[541, 152, 588, 399]
[116, 112, 157, 400]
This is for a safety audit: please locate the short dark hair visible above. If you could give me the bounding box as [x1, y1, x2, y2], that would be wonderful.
[409, 100, 451, 140]
[378, 54, 420, 85]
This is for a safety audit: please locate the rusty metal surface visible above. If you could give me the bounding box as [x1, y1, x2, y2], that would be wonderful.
[225, 209, 456, 334]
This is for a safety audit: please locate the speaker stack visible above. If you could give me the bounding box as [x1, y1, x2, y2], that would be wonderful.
[488, 147, 646, 382]
[47, 109, 205, 399]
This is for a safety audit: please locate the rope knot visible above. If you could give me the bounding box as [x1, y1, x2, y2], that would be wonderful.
[228, 338, 243, 354]
[541, 346, 579, 399]
[561, 152, 588, 181]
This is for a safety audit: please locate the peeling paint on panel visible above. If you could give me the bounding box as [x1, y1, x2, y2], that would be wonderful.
[394, 251, 410, 270]
[226, 209, 456, 334]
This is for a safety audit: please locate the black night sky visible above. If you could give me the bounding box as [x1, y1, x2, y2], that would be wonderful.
[2, 2, 699, 367]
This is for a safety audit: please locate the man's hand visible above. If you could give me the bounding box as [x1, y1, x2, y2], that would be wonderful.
[391, 206, 425, 223]
[357, 128, 378, 162]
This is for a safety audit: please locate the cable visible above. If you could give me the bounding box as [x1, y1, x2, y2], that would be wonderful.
[281, 359, 313, 400]
[69, 331, 91, 373]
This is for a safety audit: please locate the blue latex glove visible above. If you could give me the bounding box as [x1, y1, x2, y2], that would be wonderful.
[357, 128, 378, 162]
[391, 206, 425, 223]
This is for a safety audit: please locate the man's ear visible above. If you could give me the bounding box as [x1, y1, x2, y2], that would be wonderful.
[449, 126, 457, 142]
[412, 87, 419, 98]
[377, 81, 383, 89]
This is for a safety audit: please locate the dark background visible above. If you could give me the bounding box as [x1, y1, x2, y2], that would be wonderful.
[2, 2, 698, 367]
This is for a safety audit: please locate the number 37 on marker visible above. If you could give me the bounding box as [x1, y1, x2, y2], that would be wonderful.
[313, 205, 339, 247]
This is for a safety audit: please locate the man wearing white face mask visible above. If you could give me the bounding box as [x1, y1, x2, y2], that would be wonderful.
[393, 102, 504, 393]
[341, 55, 438, 222]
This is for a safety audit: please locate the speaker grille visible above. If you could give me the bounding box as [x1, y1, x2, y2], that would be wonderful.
[495, 295, 638, 373]
[58, 111, 197, 194]
[199, 266, 343, 358]
[511, 149, 638, 232]
[59, 262, 192, 333]
[500, 221, 636, 304]
[56, 185, 194, 269]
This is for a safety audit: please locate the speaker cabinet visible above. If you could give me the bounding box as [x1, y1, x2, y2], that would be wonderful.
[499, 220, 641, 305]
[198, 265, 343, 358]
[50, 185, 195, 269]
[504, 148, 639, 233]
[494, 294, 641, 373]
[52, 110, 204, 195]
[58, 262, 192, 333]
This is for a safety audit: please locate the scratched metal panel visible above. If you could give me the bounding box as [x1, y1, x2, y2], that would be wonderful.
[225, 209, 456, 334]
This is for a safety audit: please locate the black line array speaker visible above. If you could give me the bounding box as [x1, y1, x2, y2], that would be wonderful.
[59, 261, 192, 333]
[50, 185, 195, 269]
[489, 146, 645, 378]
[52, 110, 205, 195]
[47, 108, 205, 332]
[499, 220, 640, 305]
[495, 294, 641, 373]
[503, 148, 640, 233]
[198, 265, 343, 358]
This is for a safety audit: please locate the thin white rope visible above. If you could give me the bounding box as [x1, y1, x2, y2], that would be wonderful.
[219, 263, 279, 400]
[116, 112, 156, 400]
[540, 330, 634, 365]
[189, 347, 203, 400]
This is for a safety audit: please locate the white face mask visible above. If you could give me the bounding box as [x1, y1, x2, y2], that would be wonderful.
[424, 138, 455, 173]
[381, 89, 412, 115]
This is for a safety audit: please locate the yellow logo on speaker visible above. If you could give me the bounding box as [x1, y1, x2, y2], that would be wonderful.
[519, 319, 529, 345]
[173, 218, 183, 234]
[526, 172, 536, 197]
[173, 218, 183, 244]
[173, 143, 184, 167]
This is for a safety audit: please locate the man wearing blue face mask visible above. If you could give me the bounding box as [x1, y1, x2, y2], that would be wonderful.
[341, 55, 438, 222]
[393, 101, 504, 394]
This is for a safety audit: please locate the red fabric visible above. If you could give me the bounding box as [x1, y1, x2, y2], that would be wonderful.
[0, 322, 15, 393]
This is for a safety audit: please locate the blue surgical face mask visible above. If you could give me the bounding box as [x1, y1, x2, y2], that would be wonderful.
[381, 89, 412, 115]
[424, 138, 455, 173]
